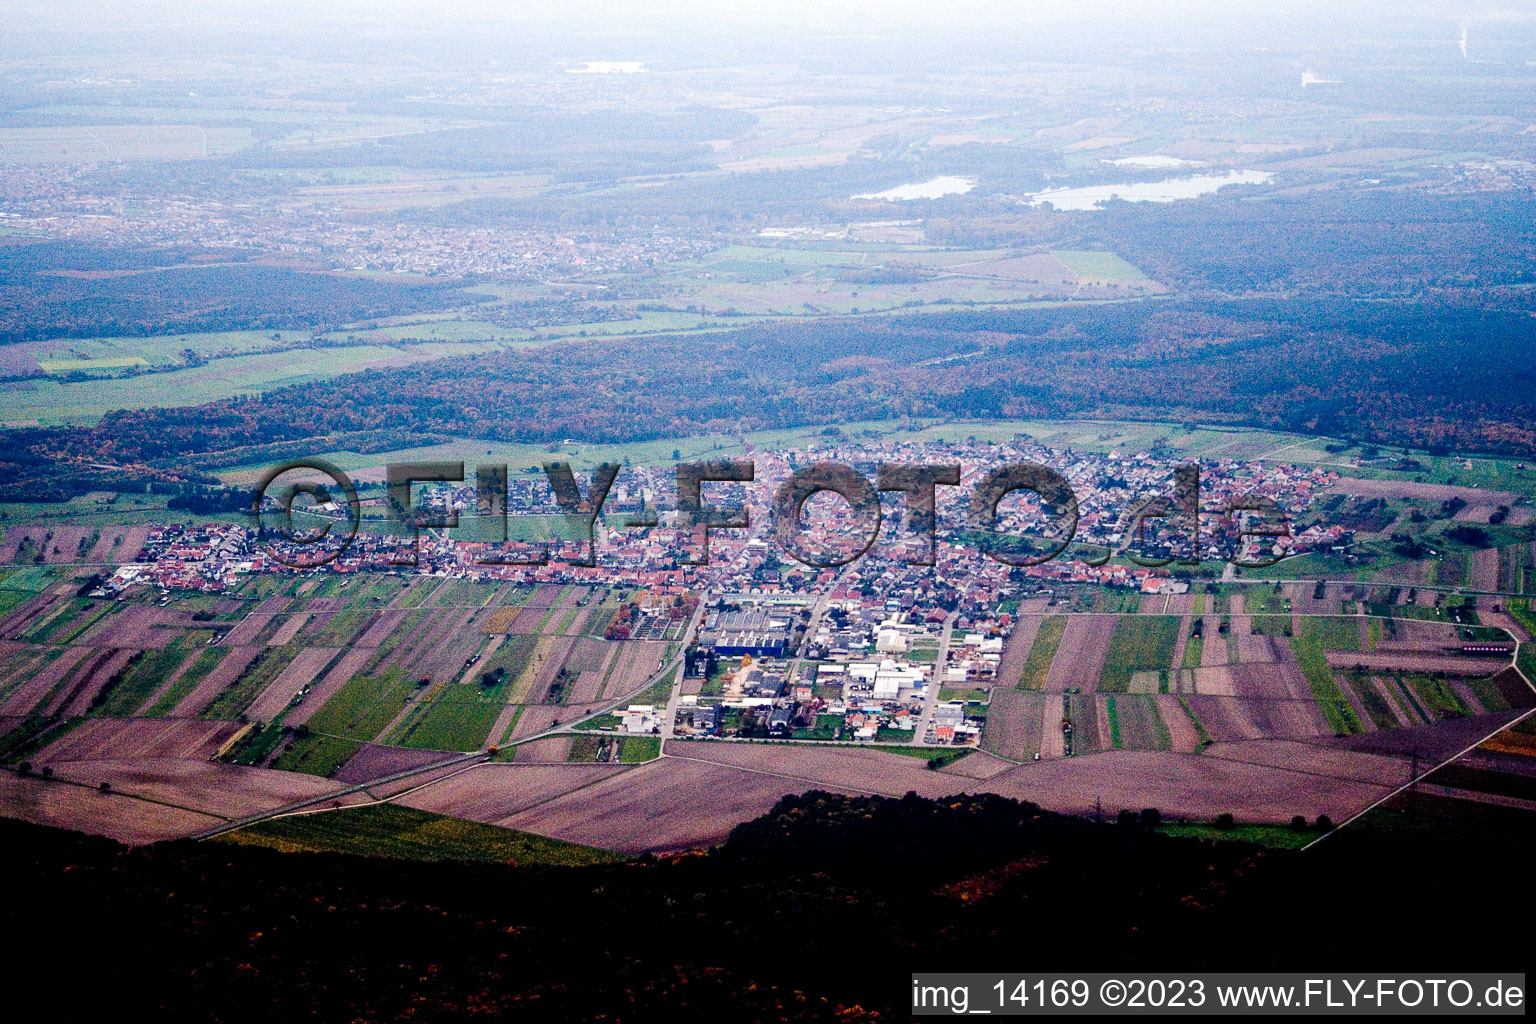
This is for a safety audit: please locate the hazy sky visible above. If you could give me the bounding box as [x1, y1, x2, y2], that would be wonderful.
[6, 1, 1531, 67]
[13, 0, 1528, 33]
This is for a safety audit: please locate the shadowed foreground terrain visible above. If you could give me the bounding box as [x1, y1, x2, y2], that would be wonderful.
[2, 788, 1524, 1022]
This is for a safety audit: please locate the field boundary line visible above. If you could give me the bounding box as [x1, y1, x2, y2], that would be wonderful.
[1302, 704, 1536, 852]
[0, 762, 232, 822]
[663, 747, 937, 798]
[188, 749, 485, 840]
[386, 758, 637, 817]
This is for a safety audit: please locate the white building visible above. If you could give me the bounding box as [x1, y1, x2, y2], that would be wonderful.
[620, 704, 659, 733]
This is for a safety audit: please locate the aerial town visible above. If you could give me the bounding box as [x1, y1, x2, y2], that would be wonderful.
[83, 437, 1352, 754]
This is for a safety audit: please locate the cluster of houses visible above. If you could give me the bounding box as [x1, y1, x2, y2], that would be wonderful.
[111, 440, 1349, 664]
[6, 169, 715, 283]
[98, 523, 255, 593]
[225, 435, 1353, 602]
[674, 593, 990, 746]
[79, 438, 1376, 760]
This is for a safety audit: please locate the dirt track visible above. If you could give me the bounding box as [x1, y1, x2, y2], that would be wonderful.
[1329, 477, 1518, 506]
[36, 718, 242, 762]
[994, 615, 1042, 689]
[172, 646, 262, 717]
[1042, 615, 1115, 692]
[1325, 651, 1511, 675]
[244, 646, 339, 723]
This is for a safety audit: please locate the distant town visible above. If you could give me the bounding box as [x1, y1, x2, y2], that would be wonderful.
[78, 438, 1359, 752]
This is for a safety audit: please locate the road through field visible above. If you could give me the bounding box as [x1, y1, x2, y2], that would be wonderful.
[916, 613, 957, 744]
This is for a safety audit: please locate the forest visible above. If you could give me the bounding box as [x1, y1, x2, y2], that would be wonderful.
[0, 242, 492, 344]
[10, 296, 1529, 491]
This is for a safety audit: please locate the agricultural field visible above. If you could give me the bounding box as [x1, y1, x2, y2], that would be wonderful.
[1, 417, 1534, 857]
[980, 582, 1534, 812]
[653, 241, 1162, 321]
[212, 433, 749, 487]
[1, 336, 524, 427]
[564, 734, 661, 763]
[0, 566, 1530, 855]
[1345, 712, 1536, 863]
[0, 123, 255, 163]
[1099, 616, 1179, 692]
[5, 237, 1171, 432]
[0, 571, 668, 800]
[215, 803, 625, 865]
[1015, 615, 1065, 690]
[9, 18, 1536, 981]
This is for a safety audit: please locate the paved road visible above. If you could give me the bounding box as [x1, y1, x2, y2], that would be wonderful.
[189, 749, 485, 840]
[659, 659, 688, 741]
[780, 562, 857, 696]
[915, 612, 958, 745]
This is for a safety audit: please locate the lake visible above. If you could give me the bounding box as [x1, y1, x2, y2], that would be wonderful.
[853, 176, 976, 201]
[1023, 170, 1274, 211]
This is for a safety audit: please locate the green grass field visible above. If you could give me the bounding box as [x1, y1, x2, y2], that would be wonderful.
[1091, 590, 1144, 614]
[1051, 249, 1148, 282]
[1288, 618, 1364, 734]
[1181, 632, 1204, 670]
[940, 686, 992, 702]
[38, 355, 150, 373]
[269, 733, 364, 777]
[303, 669, 418, 742]
[1302, 616, 1363, 654]
[617, 736, 661, 762]
[215, 803, 625, 865]
[390, 677, 511, 751]
[2, 341, 516, 426]
[0, 567, 59, 592]
[0, 589, 32, 617]
[1156, 823, 1321, 849]
[866, 745, 970, 764]
[1099, 616, 1180, 692]
[1018, 616, 1066, 689]
[0, 123, 255, 163]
